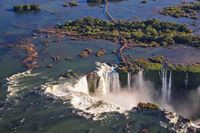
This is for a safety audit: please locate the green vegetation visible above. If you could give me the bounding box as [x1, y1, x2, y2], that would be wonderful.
[13, 4, 40, 12]
[139, 61, 163, 70]
[149, 55, 164, 63]
[68, 1, 79, 6]
[137, 102, 160, 110]
[170, 64, 200, 73]
[118, 56, 164, 72]
[160, 2, 200, 19]
[132, 57, 164, 71]
[59, 17, 200, 48]
[62, 70, 78, 78]
[119, 55, 200, 73]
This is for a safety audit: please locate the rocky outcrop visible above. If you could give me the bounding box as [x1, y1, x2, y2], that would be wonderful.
[131, 103, 200, 133]
[79, 48, 92, 57]
[86, 72, 100, 93]
[16, 40, 38, 69]
[96, 49, 106, 57]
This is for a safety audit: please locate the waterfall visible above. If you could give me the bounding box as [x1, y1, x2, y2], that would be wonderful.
[127, 72, 131, 89]
[161, 69, 167, 102]
[94, 63, 120, 95]
[167, 70, 172, 101]
[185, 72, 189, 89]
[131, 70, 144, 90]
[138, 70, 144, 89]
[72, 76, 89, 94]
[110, 71, 121, 92]
[161, 69, 172, 103]
[43, 76, 89, 96]
[86, 63, 122, 95]
[96, 68, 110, 95]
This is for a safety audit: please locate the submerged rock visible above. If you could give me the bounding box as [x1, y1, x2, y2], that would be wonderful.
[65, 57, 72, 61]
[51, 55, 60, 61]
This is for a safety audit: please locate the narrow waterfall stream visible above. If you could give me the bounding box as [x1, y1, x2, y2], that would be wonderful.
[185, 72, 189, 89]
[127, 72, 131, 90]
[161, 69, 172, 103]
[110, 71, 121, 92]
[138, 70, 144, 89]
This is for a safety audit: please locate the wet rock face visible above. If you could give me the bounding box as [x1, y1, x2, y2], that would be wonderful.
[86, 72, 100, 93]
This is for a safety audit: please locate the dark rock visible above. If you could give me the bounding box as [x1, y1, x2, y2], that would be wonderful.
[47, 64, 53, 68]
[112, 50, 117, 54]
[65, 57, 72, 61]
[141, 0, 147, 4]
[96, 49, 106, 57]
[86, 72, 100, 93]
[62, 70, 78, 78]
[51, 55, 60, 61]
[7, 45, 14, 48]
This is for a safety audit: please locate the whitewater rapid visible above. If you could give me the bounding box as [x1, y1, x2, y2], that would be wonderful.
[6, 70, 40, 99]
[41, 63, 126, 120]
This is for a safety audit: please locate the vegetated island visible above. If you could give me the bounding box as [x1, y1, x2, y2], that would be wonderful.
[63, 0, 79, 7]
[56, 17, 200, 48]
[13, 4, 40, 12]
[117, 55, 200, 73]
[160, 2, 200, 19]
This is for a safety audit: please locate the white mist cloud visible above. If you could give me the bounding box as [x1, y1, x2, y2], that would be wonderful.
[97, 72, 156, 109]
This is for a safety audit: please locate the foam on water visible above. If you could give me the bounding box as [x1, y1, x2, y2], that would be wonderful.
[41, 64, 125, 120]
[43, 76, 89, 96]
[6, 70, 40, 99]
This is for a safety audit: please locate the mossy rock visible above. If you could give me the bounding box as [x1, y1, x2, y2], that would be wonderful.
[62, 71, 78, 78]
[13, 4, 40, 12]
[69, 1, 79, 6]
[137, 102, 160, 110]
